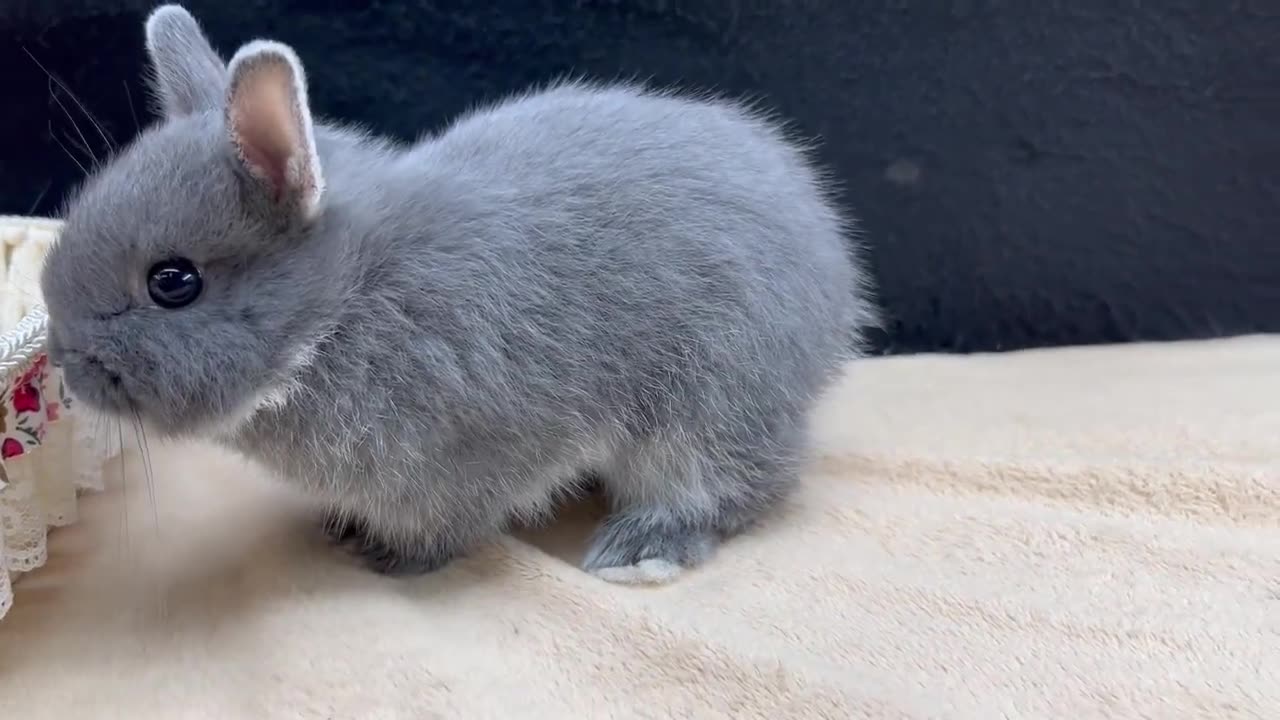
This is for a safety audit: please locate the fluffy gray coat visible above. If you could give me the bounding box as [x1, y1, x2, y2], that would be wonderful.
[40, 5, 876, 583]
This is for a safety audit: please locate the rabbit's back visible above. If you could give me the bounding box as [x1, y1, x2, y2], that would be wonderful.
[278, 81, 871, 522]
[423, 82, 857, 303]
[405, 81, 869, 409]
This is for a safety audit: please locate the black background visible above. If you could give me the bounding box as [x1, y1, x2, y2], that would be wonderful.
[2, 1, 1277, 354]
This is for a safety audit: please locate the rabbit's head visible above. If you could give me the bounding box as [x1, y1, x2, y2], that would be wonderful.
[41, 5, 339, 436]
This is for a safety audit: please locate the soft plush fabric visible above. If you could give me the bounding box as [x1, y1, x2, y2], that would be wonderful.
[1, 337, 1277, 718]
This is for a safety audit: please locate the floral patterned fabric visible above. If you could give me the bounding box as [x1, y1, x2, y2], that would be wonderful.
[0, 355, 66, 465]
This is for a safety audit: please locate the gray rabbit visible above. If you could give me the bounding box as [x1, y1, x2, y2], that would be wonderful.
[40, 5, 876, 583]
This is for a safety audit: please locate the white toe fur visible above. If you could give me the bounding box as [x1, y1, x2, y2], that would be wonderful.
[591, 558, 684, 585]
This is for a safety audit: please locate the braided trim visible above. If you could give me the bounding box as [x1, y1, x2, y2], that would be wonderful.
[0, 216, 59, 376]
[0, 304, 48, 376]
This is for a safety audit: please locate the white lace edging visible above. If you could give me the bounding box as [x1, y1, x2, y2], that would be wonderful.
[0, 216, 123, 621]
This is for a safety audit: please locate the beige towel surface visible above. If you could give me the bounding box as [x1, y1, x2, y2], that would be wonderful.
[1, 337, 1277, 719]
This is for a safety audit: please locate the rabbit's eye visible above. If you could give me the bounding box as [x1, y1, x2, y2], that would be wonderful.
[147, 258, 203, 309]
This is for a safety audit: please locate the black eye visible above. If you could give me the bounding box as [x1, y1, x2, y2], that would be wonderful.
[146, 258, 203, 309]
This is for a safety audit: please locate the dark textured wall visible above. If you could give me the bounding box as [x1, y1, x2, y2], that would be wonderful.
[1, 1, 1277, 354]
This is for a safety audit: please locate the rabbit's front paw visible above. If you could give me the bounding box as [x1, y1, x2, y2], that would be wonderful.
[320, 508, 365, 543]
[320, 510, 455, 576]
[351, 535, 456, 576]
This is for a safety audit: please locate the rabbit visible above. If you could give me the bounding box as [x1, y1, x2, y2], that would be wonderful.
[39, 4, 877, 584]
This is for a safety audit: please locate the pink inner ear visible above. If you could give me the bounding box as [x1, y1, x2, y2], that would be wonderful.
[228, 59, 305, 204]
[239, 138, 289, 202]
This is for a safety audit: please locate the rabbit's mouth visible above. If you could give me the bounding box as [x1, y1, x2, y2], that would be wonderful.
[58, 350, 135, 417]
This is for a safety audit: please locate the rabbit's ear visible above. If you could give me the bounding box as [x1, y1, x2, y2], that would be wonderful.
[144, 5, 227, 118]
[225, 40, 325, 221]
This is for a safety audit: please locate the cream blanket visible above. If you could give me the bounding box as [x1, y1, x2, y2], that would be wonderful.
[1, 337, 1277, 719]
